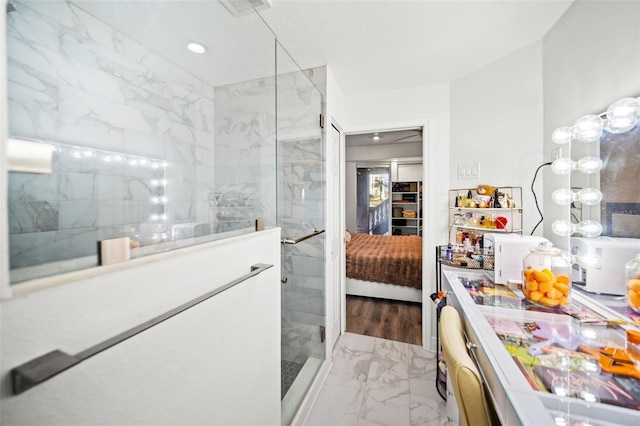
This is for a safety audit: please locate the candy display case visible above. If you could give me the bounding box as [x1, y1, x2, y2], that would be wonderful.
[440, 270, 640, 425]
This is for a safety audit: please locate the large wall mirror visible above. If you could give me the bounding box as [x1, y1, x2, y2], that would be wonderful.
[551, 96, 640, 297]
[5, 0, 280, 285]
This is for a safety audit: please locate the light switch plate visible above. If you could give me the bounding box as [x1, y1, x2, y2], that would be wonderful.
[458, 162, 480, 179]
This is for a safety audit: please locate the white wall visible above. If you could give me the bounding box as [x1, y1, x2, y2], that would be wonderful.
[1, 229, 281, 425]
[343, 83, 450, 349]
[342, 83, 450, 246]
[450, 41, 544, 237]
[542, 0, 640, 249]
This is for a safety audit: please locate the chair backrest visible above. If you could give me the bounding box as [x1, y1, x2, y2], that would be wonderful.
[440, 305, 494, 426]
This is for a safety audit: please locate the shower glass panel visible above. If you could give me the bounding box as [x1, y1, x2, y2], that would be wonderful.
[276, 43, 326, 422]
[6, 0, 277, 283]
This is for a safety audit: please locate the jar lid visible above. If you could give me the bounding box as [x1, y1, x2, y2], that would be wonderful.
[529, 241, 563, 255]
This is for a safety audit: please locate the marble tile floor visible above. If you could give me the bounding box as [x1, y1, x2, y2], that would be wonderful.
[303, 332, 447, 426]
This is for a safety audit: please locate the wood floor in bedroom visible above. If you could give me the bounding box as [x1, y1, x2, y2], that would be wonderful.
[345, 295, 422, 346]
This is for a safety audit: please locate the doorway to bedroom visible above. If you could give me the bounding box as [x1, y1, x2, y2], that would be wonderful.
[344, 128, 424, 346]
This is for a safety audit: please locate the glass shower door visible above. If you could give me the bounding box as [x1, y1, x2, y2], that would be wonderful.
[276, 43, 326, 423]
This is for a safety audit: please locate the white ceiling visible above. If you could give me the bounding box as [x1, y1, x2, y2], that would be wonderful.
[73, 0, 573, 95]
[257, 0, 574, 95]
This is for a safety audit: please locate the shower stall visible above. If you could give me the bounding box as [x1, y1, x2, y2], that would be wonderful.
[276, 44, 326, 423]
[5, 0, 326, 422]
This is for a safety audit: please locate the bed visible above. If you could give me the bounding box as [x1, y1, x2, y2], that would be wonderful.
[345, 233, 422, 303]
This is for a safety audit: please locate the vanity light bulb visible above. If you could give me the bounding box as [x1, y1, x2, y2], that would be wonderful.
[606, 97, 639, 134]
[552, 126, 573, 145]
[551, 157, 572, 175]
[552, 219, 574, 237]
[576, 157, 602, 174]
[551, 188, 573, 205]
[578, 220, 602, 238]
[576, 187, 602, 205]
[574, 114, 603, 143]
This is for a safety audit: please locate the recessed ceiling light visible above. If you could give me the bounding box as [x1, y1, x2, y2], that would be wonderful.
[372, 133, 380, 141]
[186, 42, 207, 54]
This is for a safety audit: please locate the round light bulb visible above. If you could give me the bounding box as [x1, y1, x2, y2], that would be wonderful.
[551, 157, 573, 175]
[576, 253, 602, 268]
[606, 97, 639, 134]
[576, 157, 603, 174]
[551, 188, 573, 205]
[552, 126, 573, 145]
[552, 219, 574, 237]
[574, 114, 603, 143]
[578, 220, 602, 238]
[576, 188, 602, 205]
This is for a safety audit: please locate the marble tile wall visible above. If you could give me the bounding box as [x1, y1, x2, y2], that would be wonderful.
[212, 77, 277, 233]
[7, 0, 216, 270]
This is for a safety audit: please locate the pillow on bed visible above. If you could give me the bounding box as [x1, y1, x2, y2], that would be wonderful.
[345, 231, 352, 243]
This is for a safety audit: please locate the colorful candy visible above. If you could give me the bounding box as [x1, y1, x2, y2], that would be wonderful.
[629, 278, 640, 313]
[523, 266, 570, 308]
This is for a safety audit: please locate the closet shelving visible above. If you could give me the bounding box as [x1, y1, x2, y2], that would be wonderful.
[391, 181, 422, 236]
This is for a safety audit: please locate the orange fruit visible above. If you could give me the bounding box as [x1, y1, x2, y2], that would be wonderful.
[546, 288, 563, 300]
[529, 291, 543, 302]
[533, 270, 551, 282]
[540, 296, 560, 307]
[539, 281, 553, 293]
[629, 289, 640, 310]
[553, 282, 570, 296]
[526, 280, 539, 291]
[629, 279, 640, 293]
[556, 275, 570, 284]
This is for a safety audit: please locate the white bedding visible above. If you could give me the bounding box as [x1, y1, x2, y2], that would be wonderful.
[346, 278, 422, 303]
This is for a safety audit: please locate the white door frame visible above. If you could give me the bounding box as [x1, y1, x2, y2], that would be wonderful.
[324, 120, 345, 355]
[342, 118, 436, 350]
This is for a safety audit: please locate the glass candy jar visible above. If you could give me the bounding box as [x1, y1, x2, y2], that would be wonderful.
[626, 252, 640, 314]
[523, 242, 572, 308]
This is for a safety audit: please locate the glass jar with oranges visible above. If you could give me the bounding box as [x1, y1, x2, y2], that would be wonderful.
[522, 242, 572, 308]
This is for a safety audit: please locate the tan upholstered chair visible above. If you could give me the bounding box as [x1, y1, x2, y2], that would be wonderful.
[440, 305, 495, 426]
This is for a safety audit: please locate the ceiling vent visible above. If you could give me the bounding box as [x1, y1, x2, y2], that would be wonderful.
[220, 0, 272, 17]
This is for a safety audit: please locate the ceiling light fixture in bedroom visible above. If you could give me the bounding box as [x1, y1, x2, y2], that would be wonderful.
[372, 133, 380, 141]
